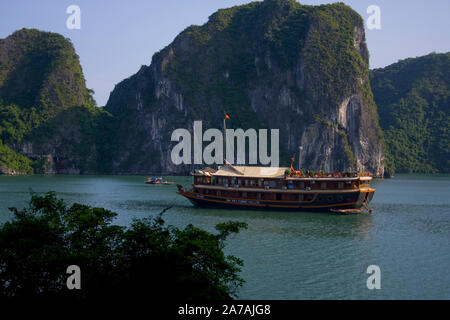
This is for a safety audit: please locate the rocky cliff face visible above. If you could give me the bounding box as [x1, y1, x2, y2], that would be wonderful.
[0, 29, 108, 174]
[106, 0, 384, 176]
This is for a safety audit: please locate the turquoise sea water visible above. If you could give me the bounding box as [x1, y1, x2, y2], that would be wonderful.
[0, 174, 449, 299]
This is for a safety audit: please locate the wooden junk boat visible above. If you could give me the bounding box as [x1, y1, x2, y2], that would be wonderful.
[176, 164, 375, 213]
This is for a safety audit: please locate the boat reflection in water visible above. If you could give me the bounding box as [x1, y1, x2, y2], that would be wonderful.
[177, 163, 375, 214]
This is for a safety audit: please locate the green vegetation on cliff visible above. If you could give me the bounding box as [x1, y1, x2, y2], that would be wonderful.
[371, 52, 450, 173]
[0, 28, 112, 174]
[0, 101, 113, 174]
[302, 3, 369, 104]
[172, 0, 370, 124]
[0, 28, 95, 112]
[0, 140, 33, 174]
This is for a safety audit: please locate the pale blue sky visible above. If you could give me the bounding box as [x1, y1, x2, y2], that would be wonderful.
[1, 0, 449, 106]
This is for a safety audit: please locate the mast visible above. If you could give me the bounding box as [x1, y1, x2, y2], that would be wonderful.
[223, 113, 229, 165]
[223, 115, 226, 165]
[298, 146, 303, 171]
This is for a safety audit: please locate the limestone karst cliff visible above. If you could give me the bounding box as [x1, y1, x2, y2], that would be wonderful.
[0, 28, 110, 174]
[105, 0, 385, 176]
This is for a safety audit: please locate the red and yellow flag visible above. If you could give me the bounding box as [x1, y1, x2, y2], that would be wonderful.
[225, 114, 230, 120]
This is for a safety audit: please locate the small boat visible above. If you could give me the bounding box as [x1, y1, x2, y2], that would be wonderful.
[145, 177, 174, 185]
[145, 177, 162, 184]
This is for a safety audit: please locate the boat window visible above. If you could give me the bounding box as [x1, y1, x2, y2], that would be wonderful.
[242, 192, 247, 198]
[276, 193, 282, 201]
[298, 194, 304, 201]
[320, 182, 327, 189]
[269, 181, 276, 188]
[338, 182, 344, 189]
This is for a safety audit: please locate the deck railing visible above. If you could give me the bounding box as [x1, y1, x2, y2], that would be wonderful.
[194, 180, 359, 191]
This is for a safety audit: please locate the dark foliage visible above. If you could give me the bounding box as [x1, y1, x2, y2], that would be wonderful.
[0, 192, 247, 301]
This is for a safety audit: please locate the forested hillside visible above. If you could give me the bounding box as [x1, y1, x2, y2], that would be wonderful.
[371, 52, 449, 174]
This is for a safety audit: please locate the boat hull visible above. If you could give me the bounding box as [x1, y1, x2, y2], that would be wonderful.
[177, 189, 374, 212]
